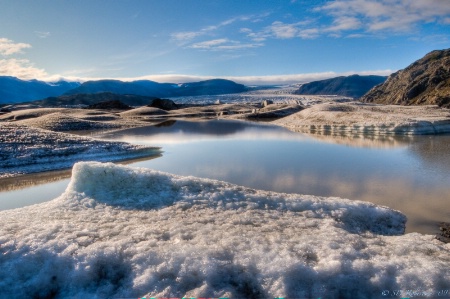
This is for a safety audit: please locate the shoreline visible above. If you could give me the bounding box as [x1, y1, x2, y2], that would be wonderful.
[1, 100, 450, 178]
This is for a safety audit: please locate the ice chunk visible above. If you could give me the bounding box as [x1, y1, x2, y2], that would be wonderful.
[0, 162, 448, 298]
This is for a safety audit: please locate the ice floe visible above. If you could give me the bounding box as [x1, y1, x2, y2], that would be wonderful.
[275, 102, 450, 135]
[0, 162, 448, 298]
[0, 124, 160, 178]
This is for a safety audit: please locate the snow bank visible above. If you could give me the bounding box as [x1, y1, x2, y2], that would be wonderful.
[1, 162, 448, 298]
[0, 124, 160, 178]
[275, 102, 450, 135]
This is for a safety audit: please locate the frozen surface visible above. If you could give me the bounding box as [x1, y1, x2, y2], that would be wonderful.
[274, 102, 450, 135]
[170, 89, 351, 106]
[0, 162, 448, 298]
[0, 124, 160, 178]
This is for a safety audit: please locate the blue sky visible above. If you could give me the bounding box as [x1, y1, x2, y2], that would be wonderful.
[0, 0, 449, 85]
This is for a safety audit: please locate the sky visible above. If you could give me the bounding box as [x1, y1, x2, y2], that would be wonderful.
[0, 0, 450, 85]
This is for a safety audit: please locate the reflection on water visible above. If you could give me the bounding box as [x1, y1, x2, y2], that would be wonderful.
[1, 119, 449, 234]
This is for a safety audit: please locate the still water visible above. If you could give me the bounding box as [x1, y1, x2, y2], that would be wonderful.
[1, 119, 449, 234]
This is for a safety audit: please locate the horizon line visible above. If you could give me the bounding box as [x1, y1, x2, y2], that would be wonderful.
[2, 70, 394, 86]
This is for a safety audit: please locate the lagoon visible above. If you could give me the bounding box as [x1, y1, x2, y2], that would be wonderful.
[1, 119, 449, 234]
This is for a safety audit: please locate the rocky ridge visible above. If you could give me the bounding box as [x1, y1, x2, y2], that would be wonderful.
[361, 49, 450, 108]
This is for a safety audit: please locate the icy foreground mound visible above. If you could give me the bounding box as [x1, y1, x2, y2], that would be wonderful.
[0, 163, 448, 298]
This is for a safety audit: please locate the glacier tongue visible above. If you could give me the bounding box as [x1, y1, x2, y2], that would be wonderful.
[0, 162, 448, 298]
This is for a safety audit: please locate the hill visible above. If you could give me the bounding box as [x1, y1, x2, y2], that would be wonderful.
[361, 48, 450, 108]
[32, 92, 157, 107]
[0, 76, 80, 104]
[294, 75, 387, 98]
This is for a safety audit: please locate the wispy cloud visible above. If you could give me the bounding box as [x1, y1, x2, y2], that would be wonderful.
[35, 31, 51, 39]
[240, 0, 450, 42]
[171, 15, 255, 43]
[189, 38, 263, 51]
[318, 0, 450, 33]
[171, 13, 271, 50]
[0, 38, 32, 56]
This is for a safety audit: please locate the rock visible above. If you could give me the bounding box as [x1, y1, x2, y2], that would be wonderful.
[86, 100, 132, 110]
[361, 48, 450, 108]
[261, 100, 273, 107]
[148, 98, 178, 111]
[436, 222, 450, 243]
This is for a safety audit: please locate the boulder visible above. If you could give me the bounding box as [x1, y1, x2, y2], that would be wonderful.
[148, 98, 178, 111]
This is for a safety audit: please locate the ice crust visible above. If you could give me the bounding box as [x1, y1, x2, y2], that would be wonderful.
[0, 124, 160, 178]
[275, 102, 450, 135]
[1, 162, 448, 298]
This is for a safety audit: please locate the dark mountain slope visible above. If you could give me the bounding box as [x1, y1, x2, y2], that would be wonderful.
[294, 75, 387, 98]
[32, 92, 157, 107]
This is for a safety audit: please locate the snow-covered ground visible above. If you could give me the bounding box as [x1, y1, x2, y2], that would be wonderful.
[170, 89, 351, 106]
[274, 102, 450, 135]
[1, 162, 448, 298]
[0, 124, 160, 178]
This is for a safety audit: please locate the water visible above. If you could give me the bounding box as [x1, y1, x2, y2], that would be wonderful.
[1, 119, 449, 234]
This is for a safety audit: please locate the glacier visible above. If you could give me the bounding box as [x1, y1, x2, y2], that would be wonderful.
[0, 162, 448, 298]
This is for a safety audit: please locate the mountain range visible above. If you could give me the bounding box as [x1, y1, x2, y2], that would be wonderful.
[0, 77, 248, 105]
[361, 48, 450, 108]
[294, 75, 387, 98]
[0, 76, 80, 104]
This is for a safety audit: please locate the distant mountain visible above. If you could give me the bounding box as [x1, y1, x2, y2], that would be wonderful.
[0, 76, 80, 104]
[64, 79, 248, 97]
[294, 75, 387, 98]
[173, 79, 248, 96]
[361, 49, 450, 108]
[63, 79, 174, 98]
[0, 77, 248, 105]
[32, 92, 158, 107]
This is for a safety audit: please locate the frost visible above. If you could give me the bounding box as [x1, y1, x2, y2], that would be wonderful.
[0, 162, 448, 298]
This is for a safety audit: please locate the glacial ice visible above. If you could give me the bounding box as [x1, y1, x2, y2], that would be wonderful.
[0, 162, 448, 298]
[0, 124, 160, 178]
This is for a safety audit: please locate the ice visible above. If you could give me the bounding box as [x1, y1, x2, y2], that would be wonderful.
[0, 162, 448, 298]
[275, 102, 450, 136]
[0, 124, 160, 178]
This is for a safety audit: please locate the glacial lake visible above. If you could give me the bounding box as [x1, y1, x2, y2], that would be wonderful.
[1, 119, 449, 234]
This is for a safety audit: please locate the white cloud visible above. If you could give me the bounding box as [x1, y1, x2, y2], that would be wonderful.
[0, 58, 47, 79]
[35, 31, 51, 39]
[0, 38, 32, 56]
[171, 31, 204, 42]
[318, 0, 450, 33]
[269, 21, 300, 39]
[189, 38, 229, 49]
[189, 38, 263, 51]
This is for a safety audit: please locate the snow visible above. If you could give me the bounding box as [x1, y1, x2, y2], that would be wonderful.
[275, 102, 450, 135]
[0, 124, 160, 178]
[169, 89, 351, 106]
[1, 161, 448, 298]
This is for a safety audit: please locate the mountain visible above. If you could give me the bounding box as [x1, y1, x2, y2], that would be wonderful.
[32, 92, 158, 107]
[294, 75, 387, 98]
[0, 76, 80, 104]
[361, 49, 450, 108]
[64, 79, 248, 97]
[173, 79, 248, 96]
[63, 79, 174, 97]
